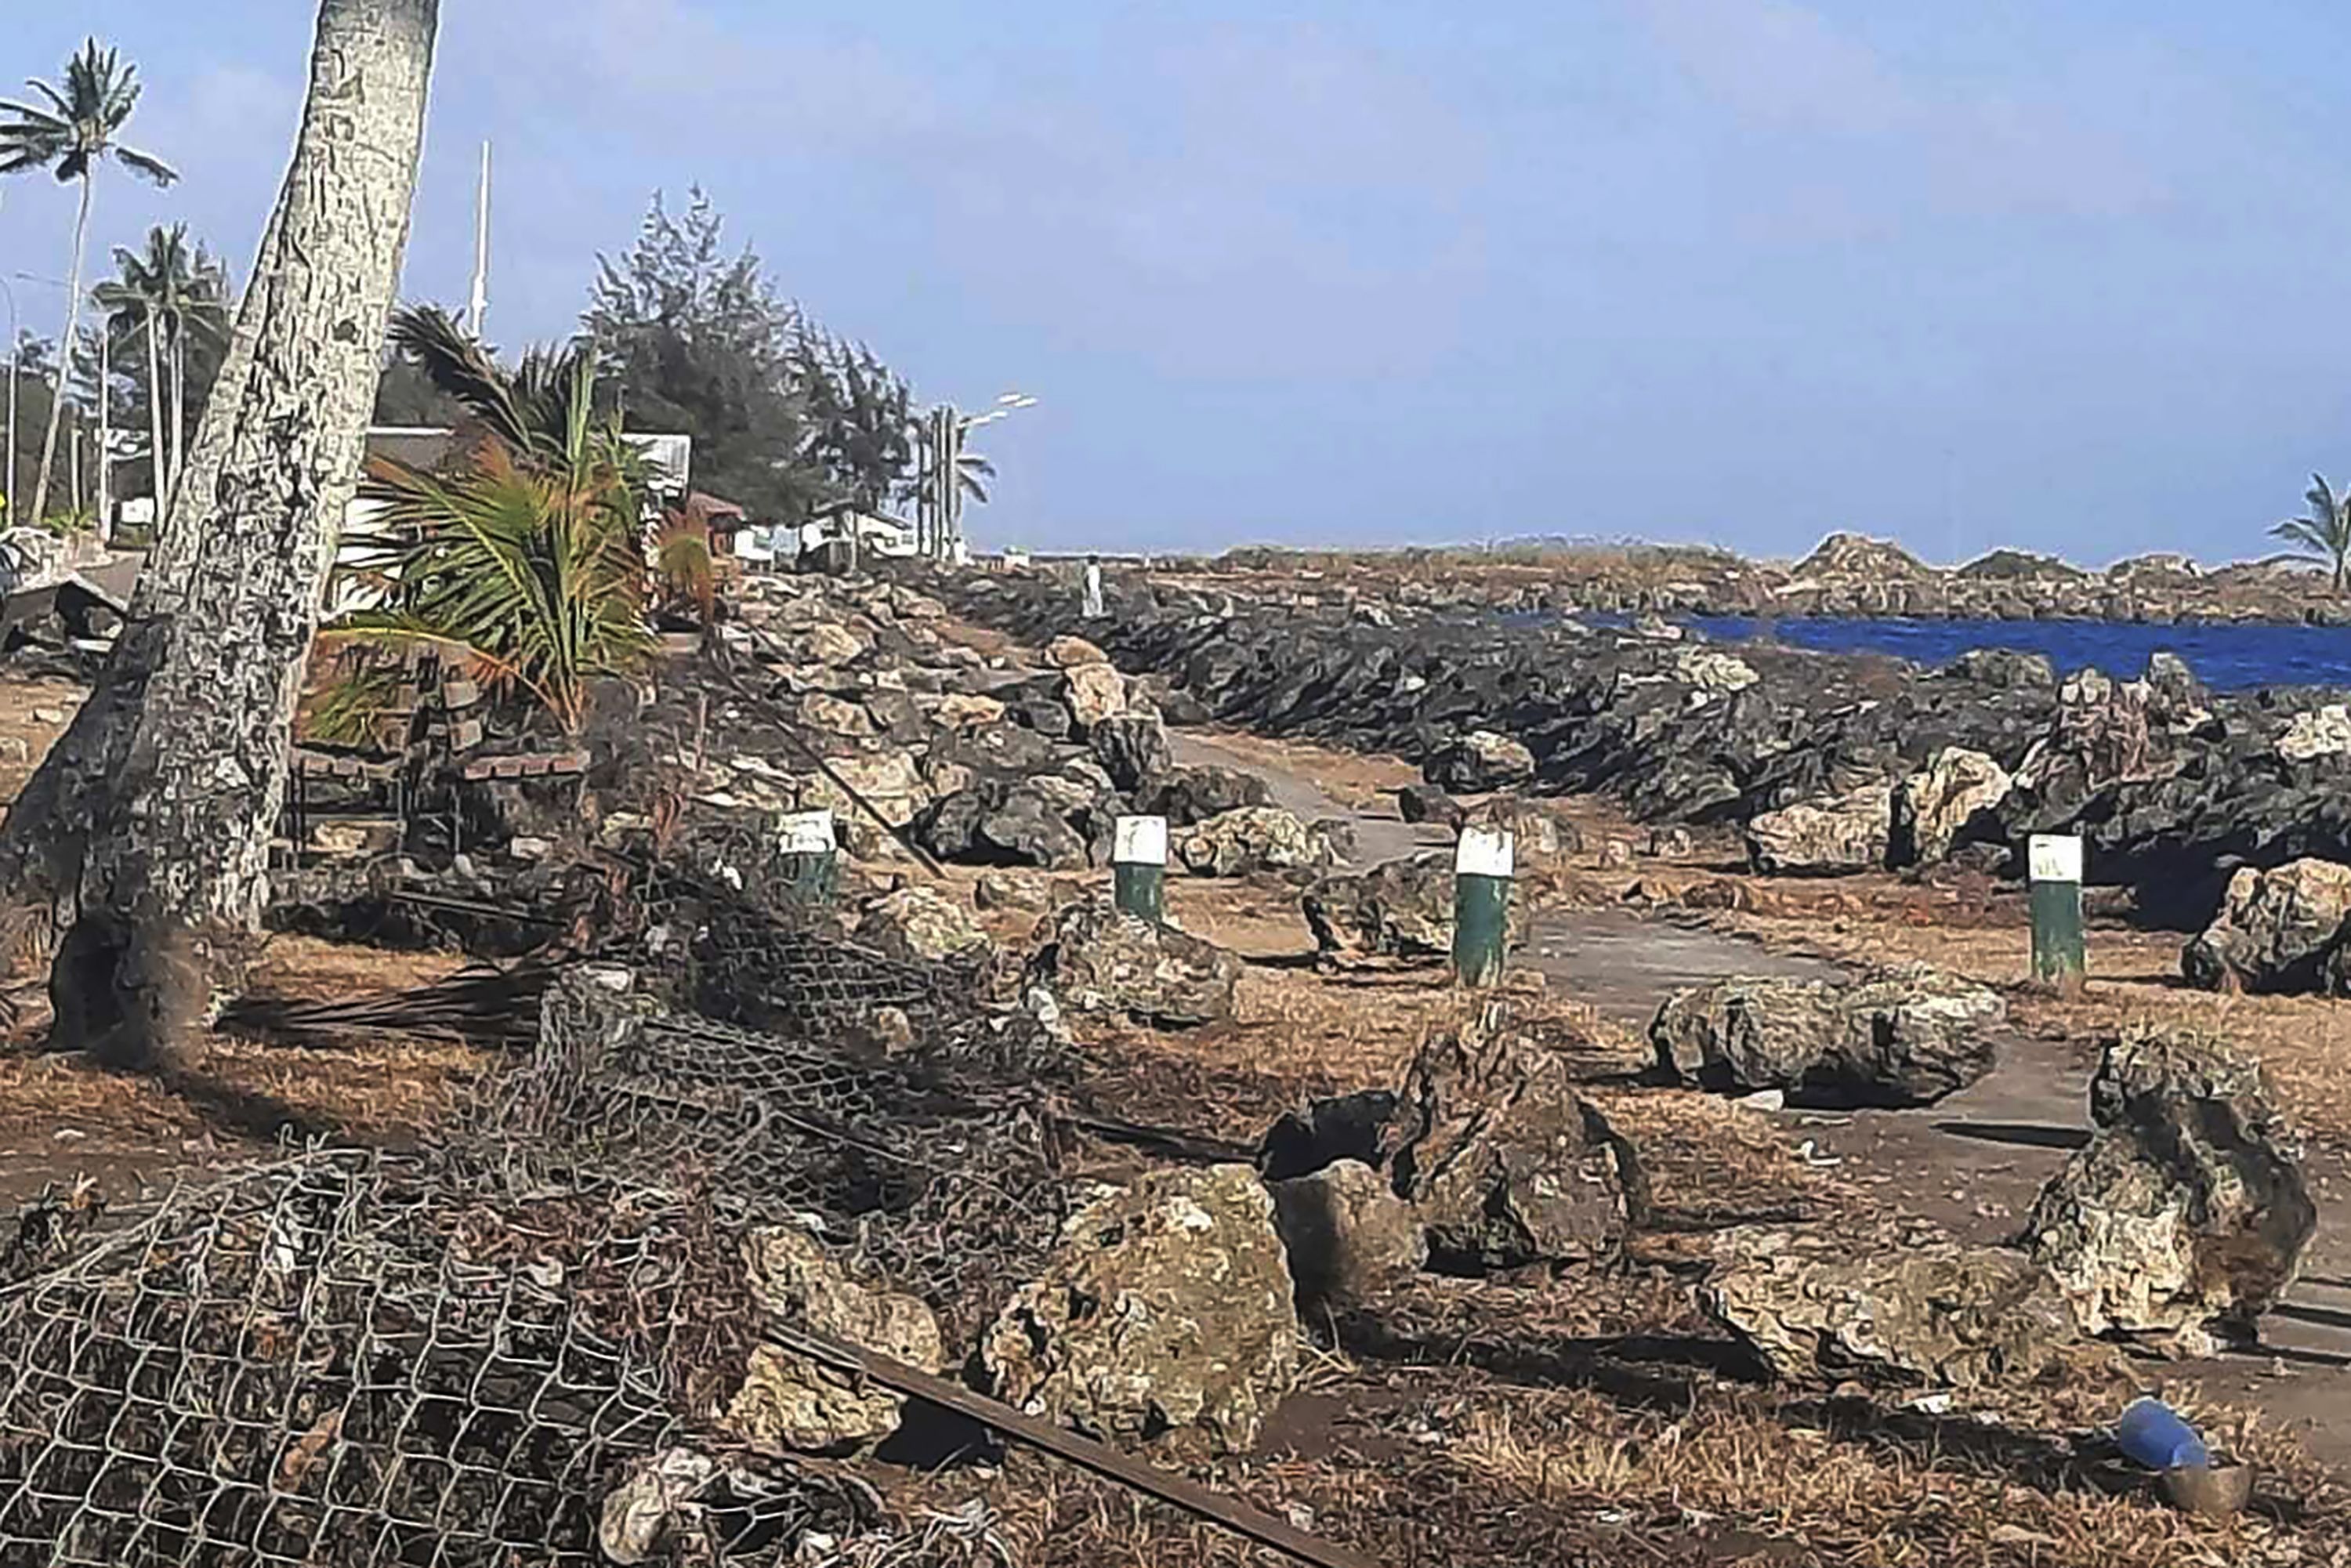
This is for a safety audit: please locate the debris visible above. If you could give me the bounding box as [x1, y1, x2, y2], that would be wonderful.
[1892, 747, 2012, 866]
[1701, 1225, 2081, 1387]
[1270, 1158, 1428, 1309]
[2115, 1396, 2208, 1470]
[1383, 1008, 1639, 1270]
[726, 1229, 947, 1455]
[1174, 806, 1335, 877]
[1744, 781, 1895, 876]
[2181, 857, 2351, 995]
[1424, 729, 1536, 792]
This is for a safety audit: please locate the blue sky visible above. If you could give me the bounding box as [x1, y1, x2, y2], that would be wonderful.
[5, 2, 2349, 561]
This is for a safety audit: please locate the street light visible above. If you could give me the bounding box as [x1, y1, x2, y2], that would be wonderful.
[924, 391, 1038, 561]
[0, 273, 16, 527]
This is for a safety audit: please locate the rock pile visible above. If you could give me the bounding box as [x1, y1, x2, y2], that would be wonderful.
[929, 563, 2351, 930]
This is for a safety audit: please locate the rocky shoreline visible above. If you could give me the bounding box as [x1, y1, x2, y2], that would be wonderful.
[928, 560, 2351, 936]
[1183, 532, 2351, 626]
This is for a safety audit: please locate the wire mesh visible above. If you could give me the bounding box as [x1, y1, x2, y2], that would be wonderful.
[0, 1150, 878, 1567]
[473, 961, 1070, 1348]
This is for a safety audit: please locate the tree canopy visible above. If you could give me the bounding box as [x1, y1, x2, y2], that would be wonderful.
[581, 188, 917, 523]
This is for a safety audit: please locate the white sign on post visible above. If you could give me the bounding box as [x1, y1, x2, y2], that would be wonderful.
[2028, 834, 2083, 885]
[1455, 825, 1516, 878]
[1114, 815, 1168, 867]
[778, 810, 837, 855]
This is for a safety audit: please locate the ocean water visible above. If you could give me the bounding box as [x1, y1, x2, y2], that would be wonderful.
[1636, 615, 2351, 693]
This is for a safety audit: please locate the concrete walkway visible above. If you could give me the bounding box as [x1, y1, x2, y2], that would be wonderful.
[1172, 721, 2351, 1469]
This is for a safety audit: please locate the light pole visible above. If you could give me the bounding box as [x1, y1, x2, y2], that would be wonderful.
[0, 274, 16, 527]
[928, 391, 1037, 562]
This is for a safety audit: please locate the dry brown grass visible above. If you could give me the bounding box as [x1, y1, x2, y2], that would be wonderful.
[0, 674, 84, 812]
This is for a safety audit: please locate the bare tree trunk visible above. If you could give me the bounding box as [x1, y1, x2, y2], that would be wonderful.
[168, 324, 187, 491]
[145, 313, 167, 512]
[0, 0, 440, 1069]
[29, 175, 93, 523]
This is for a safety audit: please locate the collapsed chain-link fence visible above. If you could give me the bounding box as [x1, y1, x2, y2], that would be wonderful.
[0, 1150, 878, 1568]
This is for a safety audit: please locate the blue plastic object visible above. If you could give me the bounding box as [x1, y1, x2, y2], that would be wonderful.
[2117, 1397, 2209, 1472]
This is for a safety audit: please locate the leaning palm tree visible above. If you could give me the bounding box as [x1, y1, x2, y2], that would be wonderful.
[0, 40, 177, 523]
[2274, 473, 2351, 595]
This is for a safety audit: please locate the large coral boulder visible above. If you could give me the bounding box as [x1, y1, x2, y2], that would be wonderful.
[1382, 1009, 1639, 1270]
[2022, 1031, 2317, 1354]
[1744, 781, 1893, 875]
[1651, 968, 2004, 1107]
[1425, 729, 1536, 793]
[724, 1229, 947, 1455]
[2181, 859, 2351, 995]
[981, 1165, 1299, 1454]
[1892, 747, 2012, 866]
[1173, 806, 1334, 878]
[1027, 898, 1239, 1027]
[1702, 1226, 2080, 1388]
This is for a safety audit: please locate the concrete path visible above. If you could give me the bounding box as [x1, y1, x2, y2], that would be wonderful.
[1175, 720, 2351, 1468]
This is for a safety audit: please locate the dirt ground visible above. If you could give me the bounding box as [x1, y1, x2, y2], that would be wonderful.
[6, 646, 2351, 1563]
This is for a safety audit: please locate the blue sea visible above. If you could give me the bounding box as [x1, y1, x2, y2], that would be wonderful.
[1640, 616, 2351, 693]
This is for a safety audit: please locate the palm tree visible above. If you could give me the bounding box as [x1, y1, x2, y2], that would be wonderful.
[2274, 473, 2351, 594]
[327, 304, 663, 734]
[95, 225, 231, 506]
[0, 40, 177, 523]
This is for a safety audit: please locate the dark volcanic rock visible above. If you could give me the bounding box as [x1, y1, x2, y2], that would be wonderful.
[1396, 782, 1465, 829]
[1089, 710, 1172, 793]
[1133, 764, 1273, 826]
[1383, 1009, 1639, 1270]
[1425, 730, 1535, 793]
[2023, 1030, 2316, 1353]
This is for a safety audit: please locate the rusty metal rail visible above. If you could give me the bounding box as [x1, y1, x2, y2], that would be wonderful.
[763, 1320, 1382, 1568]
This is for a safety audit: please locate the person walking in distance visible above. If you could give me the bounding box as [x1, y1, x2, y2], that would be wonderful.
[1081, 554, 1105, 619]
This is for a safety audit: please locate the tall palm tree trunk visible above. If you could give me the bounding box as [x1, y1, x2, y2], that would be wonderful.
[168, 322, 186, 490]
[143, 311, 167, 511]
[29, 174, 94, 521]
[0, 0, 441, 1071]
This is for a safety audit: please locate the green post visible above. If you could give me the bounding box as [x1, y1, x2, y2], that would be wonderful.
[777, 809, 839, 906]
[1453, 825, 1514, 989]
[1114, 815, 1168, 924]
[2029, 833, 2086, 991]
